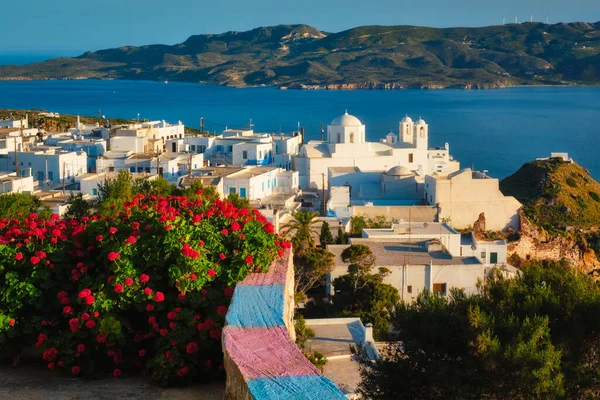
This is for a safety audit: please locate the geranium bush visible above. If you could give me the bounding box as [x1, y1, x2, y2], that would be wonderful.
[0, 190, 288, 385]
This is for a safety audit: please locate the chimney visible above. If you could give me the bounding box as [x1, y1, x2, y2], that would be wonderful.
[364, 323, 374, 344]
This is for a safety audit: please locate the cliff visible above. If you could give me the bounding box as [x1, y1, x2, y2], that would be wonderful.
[1, 22, 599, 89]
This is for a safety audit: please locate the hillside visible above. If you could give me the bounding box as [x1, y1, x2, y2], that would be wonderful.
[1, 22, 599, 88]
[500, 158, 600, 231]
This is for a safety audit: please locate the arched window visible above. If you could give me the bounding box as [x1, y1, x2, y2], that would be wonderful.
[420, 127, 425, 138]
[337, 133, 341, 143]
[349, 132, 354, 143]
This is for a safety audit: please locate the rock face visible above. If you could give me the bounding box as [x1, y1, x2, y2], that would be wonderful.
[508, 210, 600, 273]
[473, 213, 486, 240]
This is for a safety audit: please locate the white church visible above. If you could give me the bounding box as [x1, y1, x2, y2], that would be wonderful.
[294, 111, 460, 193]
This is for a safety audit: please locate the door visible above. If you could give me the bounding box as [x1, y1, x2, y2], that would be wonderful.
[490, 252, 498, 264]
[239, 188, 247, 198]
[37, 171, 44, 184]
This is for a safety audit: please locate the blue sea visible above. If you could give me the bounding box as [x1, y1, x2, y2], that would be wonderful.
[0, 79, 598, 180]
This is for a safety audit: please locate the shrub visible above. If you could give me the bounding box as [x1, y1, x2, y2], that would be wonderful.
[0, 191, 288, 386]
[589, 192, 600, 203]
[566, 177, 578, 188]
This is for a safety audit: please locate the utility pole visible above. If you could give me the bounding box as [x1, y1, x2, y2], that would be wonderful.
[200, 117, 205, 134]
[62, 162, 66, 193]
[14, 136, 19, 177]
[188, 151, 193, 178]
[321, 173, 326, 216]
[98, 109, 101, 123]
[156, 152, 161, 176]
[321, 123, 325, 141]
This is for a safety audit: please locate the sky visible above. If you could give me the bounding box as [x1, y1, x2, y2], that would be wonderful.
[1, 0, 598, 54]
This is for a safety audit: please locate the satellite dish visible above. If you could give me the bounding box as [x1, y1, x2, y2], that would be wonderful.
[471, 245, 477, 251]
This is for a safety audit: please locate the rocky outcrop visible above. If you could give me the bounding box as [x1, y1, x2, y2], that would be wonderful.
[222, 249, 345, 400]
[508, 210, 600, 273]
[473, 213, 486, 240]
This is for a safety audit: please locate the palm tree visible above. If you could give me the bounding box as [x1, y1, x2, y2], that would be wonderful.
[281, 209, 320, 251]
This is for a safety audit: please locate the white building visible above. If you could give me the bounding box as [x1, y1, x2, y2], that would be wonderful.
[295, 112, 459, 191]
[223, 166, 299, 200]
[96, 151, 204, 180]
[0, 116, 28, 129]
[167, 129, 302, 169]
[0, 148, 87, 186]
[112, 120, 185, 152]
[0, 171, 34, 194]
[424, 168, 522, 231]
[327, 228, 518, 303]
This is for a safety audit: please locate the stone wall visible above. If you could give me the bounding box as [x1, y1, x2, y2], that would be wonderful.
[222, 249, 346, 399]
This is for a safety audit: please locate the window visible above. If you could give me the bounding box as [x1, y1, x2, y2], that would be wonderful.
[190, 145, 196, 151]
[198, 145, 206, 154]
[261, 182, 265, 191]
[274, 178, 277, 187]
[407, 285, 413, 294]
[408, 153, 414, 163]
[420, 127, 425, 138]
[349, 132, 354, 143]
[229, 187, 236, 195]
[92, 188, 97, 196]
[239, 188, 247, 198]
[433, 283, 447, 296]
[242, 151, 248, 160]
[490, 252, 498, 264]
[336, 133, 341, 143]
[275, 145, 279, 154]
[267, 180, 271, 189]
[481, 251, 487, 259]
[227, 145, 233, 152]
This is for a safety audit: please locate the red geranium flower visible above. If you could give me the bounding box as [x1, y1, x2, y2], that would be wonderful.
[217, 306, 228, 315]
[219, 253, 226, 260]
[114, 283, 123, 293]
[138, 349, 146, 357]
[108, 252, 120, 262]
[186, 342, 199, 354]
[126, 236, 136, 244]
[146, 304, 154, 311]
[77, 344, 85, 353]
[96, 333, 107, 343]
[124, 278, 134, 286]
[86, 320, 96, 328]
[244, 255, 253, 265]
[144, 287, 153, 295]
[224, 287, 234, 297]
[159, 329, 168, 336]
[78, 288, 91, 298]
[140, 274, 150, 283]
[109, 227, 118, 234]
[221, 229, 228, 235]
[154, 292, 165, 302]
[14, 253, 23, 261]
[167, 311, 177, 320]
[96, 234, 104, 241]
[113, 369, 121, 377]
[71, 366, 80, 375]
[84, 295, 95, 305]
[207, 269, 216, 277]
[30, 256, 41, 265]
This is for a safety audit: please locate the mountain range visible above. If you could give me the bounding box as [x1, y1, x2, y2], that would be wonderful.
[1, 22, 599, 89]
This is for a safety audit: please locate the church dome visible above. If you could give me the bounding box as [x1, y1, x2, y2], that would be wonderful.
[400, 115, 413, 124]
[415, 117, 426, 125]
[384, 165, 413, 176]
[331, 111, 362, 126]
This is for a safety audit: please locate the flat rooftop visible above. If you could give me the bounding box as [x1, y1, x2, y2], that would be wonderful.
[363, 222, 457, 237]
[228, 166, 276, 179]
[328, 240, 480, 266]
[328, 166, 360, 174]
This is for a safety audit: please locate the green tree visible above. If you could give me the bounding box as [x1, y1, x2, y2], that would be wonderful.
[294, 247, 335, 295]
[64, 192, 91, 220]
[294, 315, 315, 350]
[0, 193, 41, 219]
[319, 221, 334, 248]
[340, 244, 388, 294]
[226, 192, 250, 209]
[97, 170, 133, 214]
[337, 227, 347, 244]
[133, 176, 179, 198]
[281, 210, 320, 254]
[358, 260, 600, 399]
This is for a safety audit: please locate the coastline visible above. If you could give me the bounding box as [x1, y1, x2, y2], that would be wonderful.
[0, 76, 594, 90]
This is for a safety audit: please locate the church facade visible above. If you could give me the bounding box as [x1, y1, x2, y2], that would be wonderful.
[294, 112, 459, 190]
